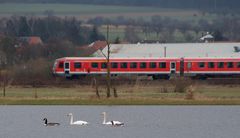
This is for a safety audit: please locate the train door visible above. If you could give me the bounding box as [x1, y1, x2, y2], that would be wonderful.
[64, 62, 70, 76]
[170, 62, 176, 74]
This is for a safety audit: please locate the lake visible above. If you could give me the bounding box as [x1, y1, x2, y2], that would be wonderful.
[0, 106, 239, 138]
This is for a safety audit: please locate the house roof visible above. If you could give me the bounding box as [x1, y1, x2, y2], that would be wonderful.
[76, 41, 107, 56]
[18, 36, 43, 45]
[93, 42, 240, 58]
[28, 37, 43, 45]
[89, 40, 107, 50]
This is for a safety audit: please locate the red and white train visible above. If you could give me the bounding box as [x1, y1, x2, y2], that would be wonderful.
[53, 57, 240, 79]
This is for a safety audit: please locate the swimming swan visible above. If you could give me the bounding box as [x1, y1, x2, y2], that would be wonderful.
[67, 113, 88, 125]
[102, 112, 124, 126]
[43, 118, 60, 126]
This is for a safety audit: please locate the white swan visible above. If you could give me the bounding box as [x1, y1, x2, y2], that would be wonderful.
[67, 113, 88, 125]
[43, 118, 60, 126]
[102, 112, 124, 126]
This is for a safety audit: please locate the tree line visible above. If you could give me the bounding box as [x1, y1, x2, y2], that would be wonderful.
[2, 15, 104, 45]
[2, 14, 239, 46]
[0, 15, 106, 85]
[1, 14, 240, 65]
[89, 15, 240, 43]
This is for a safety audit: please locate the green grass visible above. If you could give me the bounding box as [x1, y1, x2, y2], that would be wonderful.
[0, 84, 240, 105]
[99, 26, 125, 42]
[197, 86, 240, 98]
[0, 98, 240, 105]
[0, 3, 196, 14]
[0, 3, 202, 20]
[99, 25, 161, 42]
[3, 86, 93, 98]
[0, 3, 166, 14]
[99, 25, 199, 42]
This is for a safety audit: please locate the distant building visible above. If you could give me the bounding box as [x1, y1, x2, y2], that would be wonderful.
[93, 42, 240, 58]
[76, 40, 107, 56]
[140, 40, 162, 44]
[88, 40, 107, 51]
[200, 32, 214, 43]
[17, 36, 43, 47]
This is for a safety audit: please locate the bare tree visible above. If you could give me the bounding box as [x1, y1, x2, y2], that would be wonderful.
[0, 51, 7, 97]
[1, 71, 9, 97]
[92, 77, 100, 98]
[100, 25, 111, 98]
[26, 16, 36, 35]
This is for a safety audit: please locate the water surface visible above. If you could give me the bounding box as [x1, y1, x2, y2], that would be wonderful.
[0, 106, 239, 138]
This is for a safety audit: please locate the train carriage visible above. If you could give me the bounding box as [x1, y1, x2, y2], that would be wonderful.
[183, 58, 240, 78]
[53, 57, 240, 79]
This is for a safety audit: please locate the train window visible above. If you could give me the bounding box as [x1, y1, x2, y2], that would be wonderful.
[198, 62, 205, 68]
[187, 62, 192, 69]
[171, 62, 175, 69]
[130, 62, 137, 68]
[237, 62, 240, 68]
[208, 62, 215, 68]
[101, 62, 107, 69]
[111, 62, 118, 68]
[74, 62, 81, 68]
[159, 62, 166, 68]
[217, 62, 224, 68]
[150, 62, 156, 68]
[140, 62, 147, 68]
[91, 62, 98, 68]
[120, 62, 128, 68]
[227, 62, 233, 68]
[58, 62, 64, 68]
[65, 62, 69, 69]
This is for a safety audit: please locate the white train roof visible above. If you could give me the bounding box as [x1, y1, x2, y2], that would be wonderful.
[93, 42, 240, 58]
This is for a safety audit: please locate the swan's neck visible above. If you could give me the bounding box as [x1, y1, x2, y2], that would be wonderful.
[103, 114, 106, 124]
[69, 115, 73, 124]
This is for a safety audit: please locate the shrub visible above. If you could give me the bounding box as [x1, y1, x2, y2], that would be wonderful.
[10, 58, 54, 85]
[185, 85, 195, 100]
[171, 77, 193, 93]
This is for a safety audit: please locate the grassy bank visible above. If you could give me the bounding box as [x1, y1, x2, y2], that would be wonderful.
[0, 97, 240, 105]
[1, 84, 240, 105]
